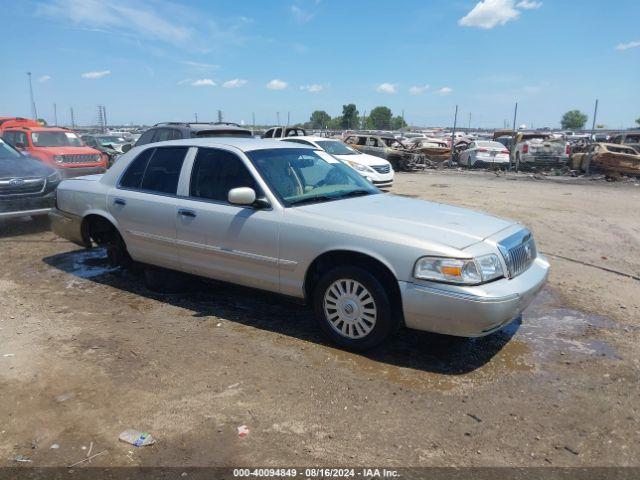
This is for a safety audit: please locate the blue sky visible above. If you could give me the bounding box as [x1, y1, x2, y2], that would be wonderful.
[1, 0, 639, 128]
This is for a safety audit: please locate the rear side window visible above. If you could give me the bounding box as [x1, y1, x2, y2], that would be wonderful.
[135, 130, 154, 146]
[190, 148, 258, 203]
[140, 147, 188, 194]
[119, 148, 154, 189]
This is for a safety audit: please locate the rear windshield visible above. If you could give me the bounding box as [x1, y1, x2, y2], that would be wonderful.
[195, 129, 252, 138]
[316, 140, 357, 155]
[32, 131, 83, 147]
[477, 141, 507, 149]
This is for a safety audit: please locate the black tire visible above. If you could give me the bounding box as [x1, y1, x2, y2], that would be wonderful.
[313, 266, 398, 351]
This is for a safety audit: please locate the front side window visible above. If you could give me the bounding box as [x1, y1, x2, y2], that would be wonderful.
[190, 148, 259, 202]
[247, 148, 378, 207]
[31, 131, 83, 147]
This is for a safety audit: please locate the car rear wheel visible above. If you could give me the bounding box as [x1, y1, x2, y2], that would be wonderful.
[313, 266, 397, 350]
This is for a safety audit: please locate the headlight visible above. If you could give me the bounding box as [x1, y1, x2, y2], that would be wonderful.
[345, 160, 370, 172]
[47, 171, 62, 184]
[53, 155, 64, 163]
[414, 254, 504, 285]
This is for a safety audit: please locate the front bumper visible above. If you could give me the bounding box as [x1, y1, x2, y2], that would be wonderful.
[363, 172, 394, 189]
[49, 208, 87, 246]
[57, 166, 107, 179]
[399, 255, 549, 337]
[0, 191, 55, 219]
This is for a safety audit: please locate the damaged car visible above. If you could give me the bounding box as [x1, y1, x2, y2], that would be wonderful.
[0, 138, 61, 222]
[495, 131, 570, 169]
[571, 142, 640, 176]
[344, 134, 427, 171]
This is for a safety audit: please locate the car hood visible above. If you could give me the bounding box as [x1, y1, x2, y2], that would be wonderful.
[0, 156, 55, 178]
[295, 194, 515, 250]
[334, 152, 390, 166]
[35, 146, 101, 156]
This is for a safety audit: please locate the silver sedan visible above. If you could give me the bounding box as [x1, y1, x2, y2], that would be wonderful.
[51, 138, 548, 350]
[459, 140, 511, 168]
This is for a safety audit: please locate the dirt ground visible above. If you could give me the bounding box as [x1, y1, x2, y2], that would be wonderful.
[1, 170, 639, 469]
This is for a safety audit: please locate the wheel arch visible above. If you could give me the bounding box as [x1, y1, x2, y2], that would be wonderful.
[303, 249, 404, 322]
[80, 210, 123, 246]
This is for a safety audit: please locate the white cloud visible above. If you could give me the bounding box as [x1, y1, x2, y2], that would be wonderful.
[266, 79, 288, 90]
[458, 0, 520, 29]
[182, 60, 219, 69]
[376, 83, 396, 94]
[222, 79, 247, 88]
[38, 75, 51, 83]
[436, 87, 453, 95]
[290, 4, 314, 24]
[409, 84, 430, 95]
[81, 70, 111, 79]
[192, 78, 216, 86]
[37, 0, 252, 51]
[615, 40, 640, 51]
[300, 84, 324, 93]
[516, 0, 542, 9]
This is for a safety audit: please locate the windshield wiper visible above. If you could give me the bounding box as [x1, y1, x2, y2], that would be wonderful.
[336, 189, 372, 199]
[288, 195, 336, 206]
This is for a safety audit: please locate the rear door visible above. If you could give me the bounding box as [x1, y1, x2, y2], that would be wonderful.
[175, 147, 280, 292]
[107, 146, 190, 269]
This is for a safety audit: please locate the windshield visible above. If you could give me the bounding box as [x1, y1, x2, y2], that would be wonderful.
[95, 136, 127, 144]
[31, 131, 83, 147]
[0, 139, 22, 160]
[316, 140, 357, 155]
[247, 148, 378, 207]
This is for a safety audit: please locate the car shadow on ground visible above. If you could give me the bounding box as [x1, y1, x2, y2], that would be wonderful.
[0, 216, 51, 239]
[43, 248, 519, 375]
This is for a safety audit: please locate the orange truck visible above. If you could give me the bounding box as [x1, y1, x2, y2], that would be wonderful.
[0, 117, 107, 178]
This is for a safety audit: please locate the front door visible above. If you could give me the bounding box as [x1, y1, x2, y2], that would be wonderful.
[175, 147, 280, 293]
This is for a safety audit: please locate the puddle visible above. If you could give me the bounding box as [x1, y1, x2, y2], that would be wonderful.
[49, 248, 119, 281]
[510, 290, 622, 361]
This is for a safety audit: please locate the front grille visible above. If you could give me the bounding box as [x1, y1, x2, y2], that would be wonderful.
[0, 177, 46, 196]
[371, 164, 391, 174]
[498, 229, 537, 278]
[62, 154, 100, 164]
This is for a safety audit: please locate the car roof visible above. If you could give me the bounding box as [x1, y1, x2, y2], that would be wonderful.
[142, 137, 317, 152]
[151, 122, 251, 133]
[280, 136, 341, 142]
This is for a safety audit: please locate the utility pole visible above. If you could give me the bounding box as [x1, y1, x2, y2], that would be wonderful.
[276, 112, 280, 125]
[401, 109, 405, 131]
[448, 105, 458, 168]
[512, 102, 519, 171]
[97, 106, 104, 132]
[27, 72, 38, 119]
[591, 99, 599, 139]
[362, 110, 366, 130]
[70, 107, 76, 128]
[252, 112, 255, 135]
[194, 113, 198, 122]
[287, 111, 290, 126]
[53, 103, 58, 126]
[468, 112, 472, 130]
[102, 105, 108, 131]
[217, 110, 223, 123]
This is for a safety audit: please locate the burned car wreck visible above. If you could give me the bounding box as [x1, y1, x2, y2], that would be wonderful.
[344, 134, 428, 171]
[571, 142, 640, 176]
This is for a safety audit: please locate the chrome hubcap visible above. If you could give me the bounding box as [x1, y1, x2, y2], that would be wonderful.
[323, 279, 377, 339]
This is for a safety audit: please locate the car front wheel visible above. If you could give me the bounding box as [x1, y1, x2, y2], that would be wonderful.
[313, 266, 397, 350]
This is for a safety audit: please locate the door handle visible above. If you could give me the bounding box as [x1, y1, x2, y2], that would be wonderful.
[113, 198, 126, 206]
[178, 208, 197, 218]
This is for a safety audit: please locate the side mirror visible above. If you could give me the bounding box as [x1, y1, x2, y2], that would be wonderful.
[228, 187, 256, 206]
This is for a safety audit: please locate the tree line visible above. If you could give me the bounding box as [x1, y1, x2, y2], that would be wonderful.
[303, 104, 407, 131]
